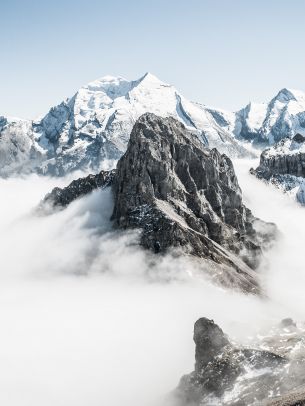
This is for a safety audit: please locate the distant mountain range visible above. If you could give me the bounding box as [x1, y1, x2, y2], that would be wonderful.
[1, 72, 305, 177]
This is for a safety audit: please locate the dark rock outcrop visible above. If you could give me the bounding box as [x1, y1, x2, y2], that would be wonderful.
[41, 113, 276, 292]
[174, 317, 305, 406]
[252, 135, 305, 180]
[41, 170, 115, 210]
[266, 390, 305, 406]
[234, 89, 305, 146]
[111, 113, 275, 292]
[0, 73, 252, 178]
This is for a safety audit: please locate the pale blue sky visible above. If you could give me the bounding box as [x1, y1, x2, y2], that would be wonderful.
[1, 0, 305, 118]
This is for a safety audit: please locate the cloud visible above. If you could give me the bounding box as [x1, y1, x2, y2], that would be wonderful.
[0, 162, 304, 405]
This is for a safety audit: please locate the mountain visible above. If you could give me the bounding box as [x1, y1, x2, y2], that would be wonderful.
[251, 133, 305, 204]
[235, 88, 305, 145]
[0, 73, 251, 177]
[173, 317, 305, 406]
[3, 77, 305, 177]
[42, 113, 276, 293]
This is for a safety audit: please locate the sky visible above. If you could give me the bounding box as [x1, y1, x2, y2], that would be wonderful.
[1, 0, 305, 118]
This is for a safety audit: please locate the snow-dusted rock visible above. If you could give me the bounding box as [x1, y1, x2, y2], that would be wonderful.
[251, 134, 305, 205]
[235, 88, 305, 145]
[0, 73, 251, 177]
[0, 116, 43, 176]
[41, 114, 276, 292]
[111, 113, 276, 292]
[173, 317, 305, 406]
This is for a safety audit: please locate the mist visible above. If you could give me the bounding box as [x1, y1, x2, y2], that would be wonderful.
[0, 161, 304, 406]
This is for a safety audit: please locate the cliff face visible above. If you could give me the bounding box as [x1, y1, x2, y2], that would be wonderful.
[40, 170, 115, 211]
[42, 113, 276, 292]
[111, 114, 275, 286]
[254, 135, 305, 179]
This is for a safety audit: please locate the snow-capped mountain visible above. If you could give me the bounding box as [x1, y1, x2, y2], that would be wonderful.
[235, 88, 305, 145]
[251, 133, 305, 205]
[0, 73, 251, 177]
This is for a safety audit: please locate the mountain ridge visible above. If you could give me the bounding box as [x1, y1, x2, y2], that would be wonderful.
[2, 73, 305, 177]
[0, 72, 252, 177]
[235, 87, 305, 144]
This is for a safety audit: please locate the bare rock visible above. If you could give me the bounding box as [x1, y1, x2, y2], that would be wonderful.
[41, 170, 115, 210]
[111, 113, 276, 292]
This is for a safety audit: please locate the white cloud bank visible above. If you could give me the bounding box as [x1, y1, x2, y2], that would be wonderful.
[0, 161, 304, 406]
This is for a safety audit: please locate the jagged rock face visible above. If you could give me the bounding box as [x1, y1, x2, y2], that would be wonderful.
[40, 170, 115, 211]
[255, 136, 305, 179]
[251, 134, 305, 205]
[0, 74, 251, 177]
[111, 113, 275, 291]
[0, 117, 43, 176]
[173, 317, 305, 406]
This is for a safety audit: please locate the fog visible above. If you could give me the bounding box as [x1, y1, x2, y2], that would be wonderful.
[0, 161, 304, 406]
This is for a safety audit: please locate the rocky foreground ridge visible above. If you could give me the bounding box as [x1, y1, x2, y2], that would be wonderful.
[251, 133, 305, 205]
[42, 113, 276, 293]
[172, 317, 305, 406]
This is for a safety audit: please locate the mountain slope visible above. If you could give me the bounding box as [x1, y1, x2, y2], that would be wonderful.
[0, 73, 251, 177]
[235, 88, 305, 145]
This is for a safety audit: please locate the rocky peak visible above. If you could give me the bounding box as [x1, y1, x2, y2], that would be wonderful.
[111, 113, 275, 292]
[292, 133, 305, 143]
[41, 113, 275, 292]
[137, 71, 164, 85]
[193, 318, 231, 373]
[251, 134, 305, 205]
[235, 88, 305, 145]
[274, 88, 300, 103]
[174, 317, 305, 405]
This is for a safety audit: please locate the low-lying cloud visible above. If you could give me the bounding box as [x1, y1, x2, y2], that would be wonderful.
[0, 161, 304, 406]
